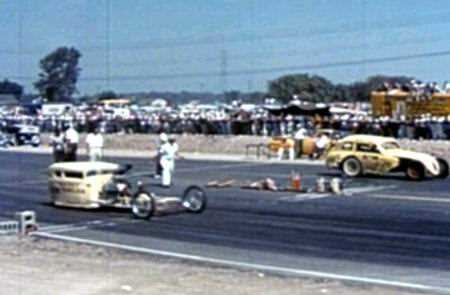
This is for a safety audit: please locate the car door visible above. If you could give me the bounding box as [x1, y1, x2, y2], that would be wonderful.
[355, 143, 381, 173]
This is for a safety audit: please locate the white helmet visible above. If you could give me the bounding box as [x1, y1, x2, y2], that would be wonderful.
[159, 133, 168, 142]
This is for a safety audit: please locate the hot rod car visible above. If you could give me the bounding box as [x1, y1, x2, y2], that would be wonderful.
[48, 161, 207, 219]
[325, 135, 449, 180]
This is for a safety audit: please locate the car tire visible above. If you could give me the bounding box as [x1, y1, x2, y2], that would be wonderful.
[437, 158, 449, 179]
[341, 157, 362, 177]
[405, 162, 425, 181]
[181, 185, 207, 214]
[131, 191, 155, 219]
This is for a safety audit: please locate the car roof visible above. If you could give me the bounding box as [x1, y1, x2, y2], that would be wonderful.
[49, 161, 121, 172]
[338, 134, 397, 145]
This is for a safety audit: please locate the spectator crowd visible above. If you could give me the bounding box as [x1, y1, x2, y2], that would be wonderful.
[1, 91, 450, 142]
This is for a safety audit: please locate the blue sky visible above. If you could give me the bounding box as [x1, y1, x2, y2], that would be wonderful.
[1, 0, 450, 95]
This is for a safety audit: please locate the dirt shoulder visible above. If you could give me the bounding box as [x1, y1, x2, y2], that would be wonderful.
[0, 236, 423, 295]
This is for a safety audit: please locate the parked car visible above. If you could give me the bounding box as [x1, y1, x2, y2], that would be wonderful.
[6, 124, 40, 147]
[326, 134, 449, 180]
[0, 132, 13, 147]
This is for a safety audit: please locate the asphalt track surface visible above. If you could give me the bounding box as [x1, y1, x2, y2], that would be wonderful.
[1, 151, 450, 293]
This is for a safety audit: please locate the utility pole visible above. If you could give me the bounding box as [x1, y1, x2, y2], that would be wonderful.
[17, 1, 24, 83]
[220, 49, 228, 95]
[105, 0, 112, 91]
[247, 80, 253, 92]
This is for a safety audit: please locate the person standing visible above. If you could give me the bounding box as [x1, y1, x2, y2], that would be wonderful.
[50, 129, 65, 163]
[314, 133, 330, 159]
[168, 135, 181, 170]
[154, 133, 168, 179]
[86, 128, 104, 161]
[294, 124, 307, 158]
[159, 133, 176, 187]
[277, 136, 295, 161]
[64, 124, 79, 162]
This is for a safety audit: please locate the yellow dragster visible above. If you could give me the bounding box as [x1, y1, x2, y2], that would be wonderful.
[325, 135, 449, 180]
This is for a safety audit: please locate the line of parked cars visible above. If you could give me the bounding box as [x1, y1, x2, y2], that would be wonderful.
[0, 123, 41, 148]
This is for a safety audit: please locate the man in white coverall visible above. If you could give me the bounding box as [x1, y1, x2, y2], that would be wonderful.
[64, 124, 80, 162]
[159, 133, 176, 187]
[86, 129, 104, 161]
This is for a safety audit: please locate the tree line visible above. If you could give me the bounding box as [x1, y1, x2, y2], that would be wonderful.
[1, 46, 414, 104]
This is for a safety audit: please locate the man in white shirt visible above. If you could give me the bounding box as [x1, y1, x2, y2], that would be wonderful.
[294, 125, 308, 158]
[64, 124, 79, 161]
[159, 134, 176, 187]
[315, 133, 330, 159]
[86, 129, 104, 161]
[50, 129, 65, 163]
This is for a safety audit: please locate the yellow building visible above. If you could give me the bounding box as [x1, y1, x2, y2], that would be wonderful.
[371, 91, 450, 118]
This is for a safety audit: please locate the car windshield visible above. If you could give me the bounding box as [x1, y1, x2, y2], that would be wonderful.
[382, 141, 400, 149]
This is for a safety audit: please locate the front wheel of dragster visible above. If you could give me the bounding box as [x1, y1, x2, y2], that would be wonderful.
[131, 191, 155, 219]
[182, 185, 207, 214]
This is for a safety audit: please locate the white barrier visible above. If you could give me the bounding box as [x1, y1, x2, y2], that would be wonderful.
[15, 211, 38, 235]
[0, 220, 19, 235]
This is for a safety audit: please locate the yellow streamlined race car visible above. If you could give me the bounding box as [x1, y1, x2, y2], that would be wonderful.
[325, 135, 449, 181]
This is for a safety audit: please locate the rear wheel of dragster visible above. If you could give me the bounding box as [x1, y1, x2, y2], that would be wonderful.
[131, 191, 155, 219]
[405, 162, 425, 181]
[182, 185, 207, 214]
[437, 158, 449, 179]
[341, 157, 362, 177]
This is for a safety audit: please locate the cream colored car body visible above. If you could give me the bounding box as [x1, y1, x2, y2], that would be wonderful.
[326, 135, 440, 176]
[48, 161, 123, 208]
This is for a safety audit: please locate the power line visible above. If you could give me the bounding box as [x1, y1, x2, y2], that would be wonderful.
[81, 33, 450, 69]
[1, 11, 449, 56]
[9, 49, 450, 82]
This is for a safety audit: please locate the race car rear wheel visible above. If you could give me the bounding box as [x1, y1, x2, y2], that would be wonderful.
[131, 191, 155, 219]
[342, 157, 362, 177]
[182, 185, 207, 213]
[406, 163, 425, 181]
[437, 158, 449, 179]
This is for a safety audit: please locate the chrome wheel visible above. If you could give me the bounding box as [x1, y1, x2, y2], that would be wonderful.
[182, 186, 207, 213]
[131, 192, 154, 219]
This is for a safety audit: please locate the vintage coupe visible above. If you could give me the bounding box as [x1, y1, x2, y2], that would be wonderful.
[48, 161, 207, 219]
[325, 135, 449, 180]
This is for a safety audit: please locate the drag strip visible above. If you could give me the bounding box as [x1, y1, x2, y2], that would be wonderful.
[2, 151, 450, 292]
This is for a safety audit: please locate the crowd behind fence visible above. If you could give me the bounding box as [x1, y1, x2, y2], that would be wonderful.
[2, 104, 450, 140]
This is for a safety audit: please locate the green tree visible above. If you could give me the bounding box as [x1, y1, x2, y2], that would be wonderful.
[96, 90, 118, 101]
[224, 90, 241, 103]
[34, 46, 81, 102]
[0, 79, 23, 100]
[268, 74, 334, 103]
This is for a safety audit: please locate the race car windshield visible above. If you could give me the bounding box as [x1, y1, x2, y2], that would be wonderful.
[382, 142, 400, 149]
